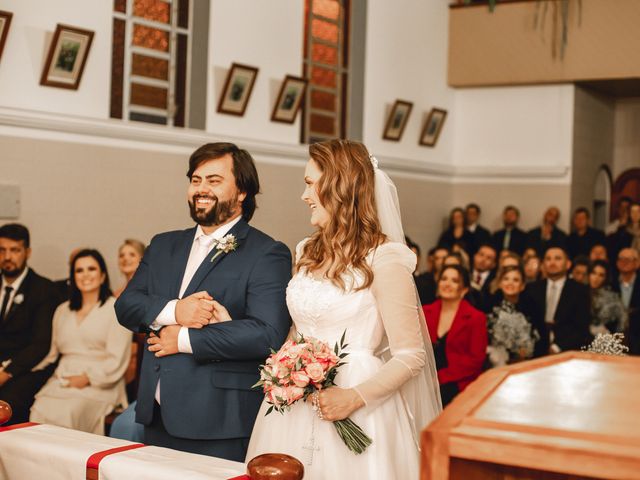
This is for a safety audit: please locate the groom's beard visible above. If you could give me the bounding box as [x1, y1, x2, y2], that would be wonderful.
[188, 194, 239, 226]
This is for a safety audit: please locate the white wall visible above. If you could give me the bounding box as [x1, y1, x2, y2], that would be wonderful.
[206, 0, 304, 144]
[452, 85, 575, 169]
[363, 0, 455, 166]
[0, 0, 112, 118]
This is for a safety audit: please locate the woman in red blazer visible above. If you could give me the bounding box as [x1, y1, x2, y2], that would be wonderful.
[423, 264, 487, 406]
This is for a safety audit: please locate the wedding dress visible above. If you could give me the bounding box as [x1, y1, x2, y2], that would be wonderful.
[246, 240, 441, 479]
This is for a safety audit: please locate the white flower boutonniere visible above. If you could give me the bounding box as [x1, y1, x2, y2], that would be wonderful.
[210, 234, 238, 262]
[13, 294, 24, 305]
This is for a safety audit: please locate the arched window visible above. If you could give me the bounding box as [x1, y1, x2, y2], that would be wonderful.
[302, 0, 350, 143]
[110, 0, 191, 127]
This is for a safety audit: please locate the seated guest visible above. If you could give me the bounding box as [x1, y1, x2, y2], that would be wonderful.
[487, 251, 523, 296]
[589, 260, 626, 336]
[450, 244, 471, 271]
[523, 254, 542, 284]
[423, 265, 487, 407]
[526, 206, 568, 256]
[0, 224, 59, 425]
[612, 248, 640, 354]
[605, 196, 631, 235]
[465, 203, 491, 252]
[438, 207, 475, 258]
[492, 205, 527, 255]
[30, 249, 132, 434]
[113, 239, 145, 298]
[589, 243, 608, 262]
[486, 266, 547, 364]
[470, 244, 498, 310]
[607, 203, 640, 266]
[53, 247, 84, 302]
[407, 238, 438, 306]
[523, 246, 591, 353]
[570, 255, 590, 285]
[567, 208, 605, 260]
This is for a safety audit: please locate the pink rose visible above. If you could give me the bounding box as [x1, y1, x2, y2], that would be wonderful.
[291, 371, 310, 388]
[305, 362, 325, 383]
[269, 386, 286, 406]
[285, 386, 305, 404]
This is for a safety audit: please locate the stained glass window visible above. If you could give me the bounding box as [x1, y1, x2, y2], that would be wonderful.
[111, 0, 191, 127]
[302, 0, 349, 143]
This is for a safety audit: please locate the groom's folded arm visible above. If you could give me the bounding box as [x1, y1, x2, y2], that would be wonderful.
[188, 242, 292, 363]
[115, 239, 176, 333]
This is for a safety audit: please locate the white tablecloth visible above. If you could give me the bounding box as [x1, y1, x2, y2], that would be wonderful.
[0, 424, 245, 480]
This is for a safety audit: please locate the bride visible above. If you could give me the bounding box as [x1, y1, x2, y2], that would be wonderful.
[246, 139, 442, 478]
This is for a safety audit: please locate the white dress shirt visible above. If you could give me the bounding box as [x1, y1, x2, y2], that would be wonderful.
[0, 266, 29, 317]
[545, 276, 566, 325]
[153, 216, 241, 403]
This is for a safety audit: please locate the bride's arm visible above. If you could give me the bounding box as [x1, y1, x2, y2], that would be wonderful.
[318, 244, 427, 420]
[352, 244, 426, 407]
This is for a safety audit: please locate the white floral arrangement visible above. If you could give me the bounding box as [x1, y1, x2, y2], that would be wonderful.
[210, 234, 238, 262]
[487, 301, 539, 367]
[583, 332, 629, 356]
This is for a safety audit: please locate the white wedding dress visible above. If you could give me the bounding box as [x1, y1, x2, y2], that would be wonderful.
[246, 241, 440, 479]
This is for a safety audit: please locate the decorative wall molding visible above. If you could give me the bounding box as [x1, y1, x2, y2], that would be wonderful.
[0, 107, 569, 182]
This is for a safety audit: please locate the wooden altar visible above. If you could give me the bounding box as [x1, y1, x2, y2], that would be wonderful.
[421, 352, 640, 480]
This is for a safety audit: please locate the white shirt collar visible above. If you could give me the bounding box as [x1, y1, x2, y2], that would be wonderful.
[194, 215, 242, 243]
[547, 276, 567, 290]
[1, 266, 30, 293]
[620, 273, 636, 287]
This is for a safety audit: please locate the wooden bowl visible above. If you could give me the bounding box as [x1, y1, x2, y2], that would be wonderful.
[0, 400, 12, 426]
[247, 453, 304, 480]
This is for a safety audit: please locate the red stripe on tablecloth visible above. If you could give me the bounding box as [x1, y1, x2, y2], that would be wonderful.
[228, 476, 251, 480]
[86, 443, 145, 470]
[0, 422, 38, 432]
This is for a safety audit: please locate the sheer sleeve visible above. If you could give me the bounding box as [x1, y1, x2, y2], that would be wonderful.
[353, 243, 426, 407]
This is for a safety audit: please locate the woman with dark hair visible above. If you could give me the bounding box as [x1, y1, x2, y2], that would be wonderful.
[30, 249, 131, 434]
[589, 260, 627, 335]
[437, 207, 475, 257]
[423, 265, 487, 407]
[247, 139, 441, 478]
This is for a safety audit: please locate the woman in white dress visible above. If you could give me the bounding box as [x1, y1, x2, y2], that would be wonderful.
[30, 249, 131, 435]
[246, 140, 442, 479]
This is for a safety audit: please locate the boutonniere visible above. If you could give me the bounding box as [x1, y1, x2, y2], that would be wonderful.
[210, 234, 238, 262]
[13, 294, 24, 305]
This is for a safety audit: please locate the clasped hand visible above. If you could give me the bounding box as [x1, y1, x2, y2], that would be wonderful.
[314, 387, 365, 422]
[175, 291, 232, 328]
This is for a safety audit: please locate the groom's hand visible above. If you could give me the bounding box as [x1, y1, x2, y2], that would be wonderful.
[175, 291, 214, 328]
[148, 325, 180, 357]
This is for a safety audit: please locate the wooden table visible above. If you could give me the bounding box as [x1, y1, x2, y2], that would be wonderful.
[421, 352, 640, 480]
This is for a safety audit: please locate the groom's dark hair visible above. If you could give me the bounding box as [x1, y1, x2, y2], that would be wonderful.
[187, 142, 260, 221]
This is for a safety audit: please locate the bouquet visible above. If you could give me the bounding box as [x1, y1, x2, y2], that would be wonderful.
[487, 301, 540, 367]
[583, 332, 629, 356]
[253, 331, 372, 454]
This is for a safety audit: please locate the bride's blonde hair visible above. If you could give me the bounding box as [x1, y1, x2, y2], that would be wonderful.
[297, 139, 386, 291]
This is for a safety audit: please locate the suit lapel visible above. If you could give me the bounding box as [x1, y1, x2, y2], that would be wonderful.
[3, 270, 32, 323]
[171, 227, 197, 297]
[182, 219, 251, 297]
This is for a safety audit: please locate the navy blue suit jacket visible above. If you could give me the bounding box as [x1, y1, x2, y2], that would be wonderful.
[115, 219, 292, 440]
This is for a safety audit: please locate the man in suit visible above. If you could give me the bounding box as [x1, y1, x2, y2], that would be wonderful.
[470, 243, 497, 311]
[611, 248, 640, 355]
[0, 223, 59, 424]
[527, 206, 568, 256]
[524, 246, 591, 353]
[491, 205, 527, 255]
[115, 143, 292, 461]
[465, 203, 491, 254]
[567, 207, 605, 260]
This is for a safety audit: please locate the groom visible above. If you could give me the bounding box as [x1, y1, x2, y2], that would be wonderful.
[115, 142, 291, 462]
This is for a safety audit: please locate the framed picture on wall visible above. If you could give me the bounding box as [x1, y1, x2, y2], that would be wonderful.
[0, 11, 13, 64]
[419, 108, 448, 147]
[271, 75, 307, 124]
[383, 100, 413, 141]
[217, 63, 259, 116]
[40, 24, 94, 90]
